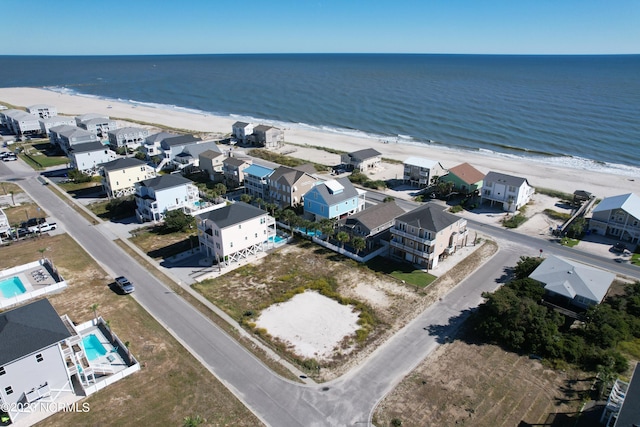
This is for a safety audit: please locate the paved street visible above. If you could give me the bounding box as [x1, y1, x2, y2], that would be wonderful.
[1, 159, 638, 426]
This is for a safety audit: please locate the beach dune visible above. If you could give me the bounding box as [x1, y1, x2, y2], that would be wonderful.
[0, 87, 636, 198]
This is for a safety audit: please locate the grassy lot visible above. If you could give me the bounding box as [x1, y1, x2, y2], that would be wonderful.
[560, 237, 580, 247]
[0, 234, 261, 426]
[58, 176, 103, 193]
[16, 141, 69, 170]
[129, 226, 198, 259]
[0, 182, 24, 196]
[366, 256, 437, 288]
[373, 340, 593, 427]
[2, 202, 48, 226]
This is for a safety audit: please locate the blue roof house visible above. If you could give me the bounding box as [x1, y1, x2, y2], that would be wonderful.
[244, 164, 275, 199]
[304, 177, 366, 221]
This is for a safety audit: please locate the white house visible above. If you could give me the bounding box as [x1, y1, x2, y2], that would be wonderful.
[68, 142, 117, 175]
[26, 104, 57, 119]
[134, 174, 199, 223]
[49, 125, 99, 153]
[481, 171, 534, 212]
[231, 121, 254, 144]
[0, 110, 41, 136]
[143, 132, 178, 158]
[196, 202, 276, 266]
[100, 157, 156, 198]
[75, 113, 118, 138]
[341, 148, 382, 172]
[39, 116, 76, 136]
[107, 127, 150, 150]
[403, 156, 448, 188]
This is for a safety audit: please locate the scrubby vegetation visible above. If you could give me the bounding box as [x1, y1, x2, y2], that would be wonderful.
[348, 171, 387, 190]
[248, 148, 326, 171]
[471, 256, 640, 375]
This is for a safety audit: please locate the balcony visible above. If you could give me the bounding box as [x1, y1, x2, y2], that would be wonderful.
[390, 240, 432, 259]
[391, 228, 434, 245]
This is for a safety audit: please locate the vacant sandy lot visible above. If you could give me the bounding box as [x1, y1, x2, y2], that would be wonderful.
[255, 291, 360, 360]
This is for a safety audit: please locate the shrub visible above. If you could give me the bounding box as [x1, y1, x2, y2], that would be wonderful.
[449, 205, 463, 213]
[68, 169, 92, 183]
[502, 213, 527, 228]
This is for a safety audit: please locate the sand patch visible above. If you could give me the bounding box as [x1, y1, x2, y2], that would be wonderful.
[255, 291, 360, 360]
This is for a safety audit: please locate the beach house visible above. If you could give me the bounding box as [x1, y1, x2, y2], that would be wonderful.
[38, 116, 76, 137]
[170, 140, 223, 172]
[303, 177, 366, 221]
[244, 164, 275, 199]
[340, 148, 382, 172]
[142, 131, 178, 158]
[0, 299, 139, 425]
[26, 104, 57, 119]
[389, 203, 468, 270]
[481, 171, 534, 212]
[267, 166, 318, 209]
[403, 157, 448, 188]
[196, 202, 276, 266]
[134, 174, 199, 223]
[107, 127, 150, 150]
[68, 142, 116, 175]
[223, 157, 251, 188]
[441, 162, 485, 195]
[198, 149, 225, 181]
[231, 121, 254, 144]
[529, 255, 615, 309]
[75, 113, 118, 138]
[251, 125, 284, 149]
[100, 157, 156, 198]
[589, 193, 640, 245]
[49, 125, 99, 154]
[0, 110, 41, 137]
[337, 200, 405, 251]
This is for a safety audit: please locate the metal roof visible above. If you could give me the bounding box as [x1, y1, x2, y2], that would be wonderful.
[593, 193, 640, 219]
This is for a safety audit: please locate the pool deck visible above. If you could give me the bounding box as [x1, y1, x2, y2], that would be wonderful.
[0, 260, 68, 309]
[79, 325, 129, 376]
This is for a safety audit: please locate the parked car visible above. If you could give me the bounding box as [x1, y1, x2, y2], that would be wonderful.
[21, 217, 46, 229]
[28, 222, 57, 233]
[10, 228, 33, 239]
[611, 242, 628, 254]
[2, 153, 17, 161]
[115, 276, 135, 294]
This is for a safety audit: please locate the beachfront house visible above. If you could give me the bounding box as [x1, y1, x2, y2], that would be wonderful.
[403, 157, 448, 188]
[337, 200, 405, 251]
[340, 148, 382, 172]
[223, 157, 251, 188]
[198, 149, 225, 181]
[244, 164, 275, 199]
[49, 125, 99, 154]
[231, 121, 254, 144]
[68, 142, 116, 175]
[100, 157, 156, 198]
[267, 166, 318, 209]
[389, 203, 468, 270]
[107, 127, 150, 150]
[600, 362, 640, 427]
[134, 174, 199, 223]
[26, 104, 57, 119]
[441, 162, 485, 195]
[250, 125, 284, 149]
[529, 255, 615, 309]
[170, 140, 223, 172]
[142, 131, 178, 158]
[589, 193, 640, 245]
[75, 113, 118, 139]
[303, 177, 366, 221]
[196, 202, 276, 267]
[0, 299, 139, 425]
[38, 116, 76, 137]
[0, 110, 42, 137]
[481, 171, 534, 212]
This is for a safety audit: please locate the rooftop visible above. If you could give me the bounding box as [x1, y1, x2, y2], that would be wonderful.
[447, 162, 485, 185]
[198, 202, 267, 229]
[485, 171, 530, 187]
[592, 193, 640, 218]
[396, 203, 463, 232]
[100, 157, 148, 171]
[139, 174, 192, 190]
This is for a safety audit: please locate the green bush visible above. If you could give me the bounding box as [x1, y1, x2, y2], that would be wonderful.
[68, 169, 92, 183]
[449, 205, 463, 213]
[502, 213, 527, 228]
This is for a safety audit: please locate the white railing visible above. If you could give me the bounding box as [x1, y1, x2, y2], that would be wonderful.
[0, 281, 68, 310]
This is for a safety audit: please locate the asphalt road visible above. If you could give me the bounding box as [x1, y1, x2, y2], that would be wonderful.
[2, 160, 638, 426]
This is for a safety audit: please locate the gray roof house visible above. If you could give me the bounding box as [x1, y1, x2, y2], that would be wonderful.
[481, 171, 534, 212]
[68, 141, 116, 174]
[267, 166, 318, 208]
[199, 149, 225, 181]
[338, 200, 406, 250]
[223, 156, 252, 188]
[303, 177, 367, 220]
[49, 124, 99, 154]
[529, 255, 615, 308]
[143, 131, 178, 157]
[341, 148, 382, 172]
[107, 126, 150, 149]
[589, 193, 640, 244]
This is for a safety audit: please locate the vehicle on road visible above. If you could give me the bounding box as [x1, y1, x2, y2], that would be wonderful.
[115, 276, 135, 294]
[611, 242, 628, 254]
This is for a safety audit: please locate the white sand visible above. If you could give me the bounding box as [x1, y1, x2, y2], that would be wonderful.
[255, 291, 360, 360]
[1, 87, 638, 199]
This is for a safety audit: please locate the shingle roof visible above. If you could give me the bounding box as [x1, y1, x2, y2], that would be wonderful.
[0, 299, 71, 366]
[199, 149, 224, 159]
[269, 166, 312, 186]
[592, 193, 640, 219]
[447, 163, 485, 185]
[161, 134, 202, 147]
[100, 157, 147, 171]
[232, 121, 250, 128]
[69, 141, 106, 153]
[484, 171, 530, 187]
[339, 200, 405, 231]
[253, 125, 273, 132]
[140, 174, 192, 190]
[108, 126, 146, 136]
[294, 163, 317, 175]
[146, 132, 178, 144]
[197, 202, 266, 228]
[310, 177, 359, 205]
[223, 157, 249, 167]
[529, 255, 614, 303]
[347, 148, 382, 161]
[396, 203, 462, 232]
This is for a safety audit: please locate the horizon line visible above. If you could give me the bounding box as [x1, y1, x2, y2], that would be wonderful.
[1, 52, 639, 57]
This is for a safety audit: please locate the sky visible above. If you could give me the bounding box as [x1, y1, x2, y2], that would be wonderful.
[5, 0, 639, 55]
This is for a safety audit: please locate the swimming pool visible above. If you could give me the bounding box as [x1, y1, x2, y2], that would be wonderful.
[0, 276, 27, 298]
[269, 235, 287, 244]
[82, 334, 108, 361]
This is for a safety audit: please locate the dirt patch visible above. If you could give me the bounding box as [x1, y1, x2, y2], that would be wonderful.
[374, 340, 593, 427]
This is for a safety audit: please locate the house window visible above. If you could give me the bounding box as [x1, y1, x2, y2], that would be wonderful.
[239, 224, 242, 229]
[36, 353, 44, 363]
[230, 242, 233, 248]
[255, 233, 258, 238]
[214, 230, 219, 237]
[5, 386, 13, 395]
[215, 243, 220, 249]
[0, 367, 5, 376]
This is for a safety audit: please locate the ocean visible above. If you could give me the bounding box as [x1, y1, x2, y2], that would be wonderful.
[1, 54, 639, 175]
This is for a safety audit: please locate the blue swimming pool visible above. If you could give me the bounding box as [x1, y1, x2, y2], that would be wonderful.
[82, 334, 107, 361]
[0, 276, 26, 298]
[269, 235, 286, 244]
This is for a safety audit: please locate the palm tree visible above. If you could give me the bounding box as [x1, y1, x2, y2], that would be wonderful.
[90, 303, 99, 325]
[38, 247, 47, 260]
[352, 237, 366, 255]
[282, 209, 298, 237]
[319, 218, 336, 242]
[336, 231, 350, 249]
[255, 197, 264, 209]
[240, 193, 252, 204]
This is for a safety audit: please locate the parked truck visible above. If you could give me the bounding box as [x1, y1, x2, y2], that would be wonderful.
[28, 222, 57, 233]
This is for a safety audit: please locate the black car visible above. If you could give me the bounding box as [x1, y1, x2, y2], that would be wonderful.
[612, 242, 628, 253]
[115, 276, 135, 294]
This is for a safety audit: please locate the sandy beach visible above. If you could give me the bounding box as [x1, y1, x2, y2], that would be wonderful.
[0, 86, 637, 198]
